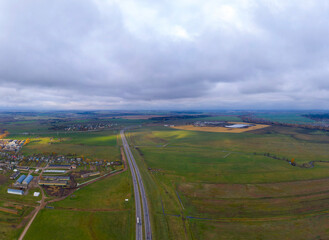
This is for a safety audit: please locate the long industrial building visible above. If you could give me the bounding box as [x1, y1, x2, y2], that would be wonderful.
[7, 188, 24, 195]
[48, 164, 72, 169]
[42, 175, 70, 181]
[44, 169, 66, 173]
[38, 180, 67, 186]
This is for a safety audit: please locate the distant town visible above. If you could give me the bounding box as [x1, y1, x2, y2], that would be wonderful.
[0, 139, 28, 152]
[49, 122, 117, 132]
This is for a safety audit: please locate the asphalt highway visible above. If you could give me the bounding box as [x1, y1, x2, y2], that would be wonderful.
[121, 130, 152, 240]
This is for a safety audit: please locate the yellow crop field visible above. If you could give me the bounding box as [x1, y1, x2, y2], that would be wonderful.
[171, 122, 269, 133]
[0, 131, 9, 139]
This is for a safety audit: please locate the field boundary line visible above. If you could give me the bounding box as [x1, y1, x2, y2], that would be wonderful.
[223, 152, 232, 158]
[175, 191, 185, 210]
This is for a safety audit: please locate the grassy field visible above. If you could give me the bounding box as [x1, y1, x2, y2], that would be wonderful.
[24, 209, 132, 240]
[0, 118, 122, 162]
[254, 112, 315, 124]
[189, 215, 329, 240]
[0, 120, 50, 134]
[25, 171, 134, 240]
[1, 114, 329, 239]
[0, 199, 34, 240]
[192, 115, 242, 122]
[7, 130, 121, 162]
[52, 171, 132, 210]
[127, 125, 329, 239]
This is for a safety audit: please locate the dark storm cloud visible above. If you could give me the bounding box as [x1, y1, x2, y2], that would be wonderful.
[0, 0, 328, 109]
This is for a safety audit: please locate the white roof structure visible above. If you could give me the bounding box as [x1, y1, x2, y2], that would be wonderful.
[44, 169, 66, 173]
[7, 188, 24, 195]
[33, 192, 40, 197]
[225, 124, 251, 128]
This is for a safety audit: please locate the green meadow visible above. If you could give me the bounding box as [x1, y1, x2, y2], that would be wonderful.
[24, 209, 133, 240]
[0, 201, 34, 240]
[192, 115, 242, 122]
[8, 130, 122, 162]
[52, 171, 132, 210]
[127, 125, 329, 239]
[25, 171, 134, 240]
[1, 115, 328, 239]
[254, 112, 315, 124]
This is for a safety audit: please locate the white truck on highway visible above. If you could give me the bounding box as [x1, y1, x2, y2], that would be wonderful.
[137, 217, 140, 224]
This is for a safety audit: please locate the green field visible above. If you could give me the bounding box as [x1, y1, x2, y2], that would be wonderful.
[25, 171, 134, 240]
[1, 113, 329, 239]
[7, 130, 121, 162]
[0, 200, 34, 240]
[192, 115, 241, 122]
[255, 112, 315, 124]
[127, 125, 329, 239]
[0, 117, 123, 162]
[52, 171, 132, 210]
[24, 210, 132, 240]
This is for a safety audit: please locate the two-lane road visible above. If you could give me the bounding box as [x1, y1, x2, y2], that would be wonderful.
[121, 130, 152, 240]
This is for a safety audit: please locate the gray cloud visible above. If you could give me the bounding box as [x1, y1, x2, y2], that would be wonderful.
[0, 0, 328, 110]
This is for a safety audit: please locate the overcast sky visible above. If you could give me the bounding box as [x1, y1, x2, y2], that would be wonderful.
[0, 0, 328, 110]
